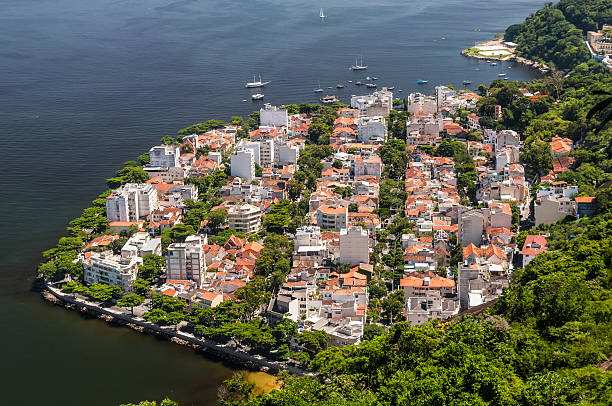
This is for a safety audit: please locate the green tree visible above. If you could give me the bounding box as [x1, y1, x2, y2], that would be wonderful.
[298, 330, 330, 354]
[117, 293, 145, 315]
[208, 208, 227, 232]
[520, 136, 553, 179]
[87, 283, 122, 303]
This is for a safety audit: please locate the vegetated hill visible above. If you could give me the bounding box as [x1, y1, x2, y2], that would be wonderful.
[557, 0, 612, 32]
[505, 3, 590, 71]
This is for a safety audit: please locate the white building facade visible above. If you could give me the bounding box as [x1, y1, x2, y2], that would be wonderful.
[106, 183, 159, 222]
[228, 204, 262, 233]
[230, 149, 255, 181]
[339, 226, 369, 266]
[166, 235, 207, 285]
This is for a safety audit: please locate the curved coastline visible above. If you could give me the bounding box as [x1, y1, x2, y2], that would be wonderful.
[460, 49, 551, 73]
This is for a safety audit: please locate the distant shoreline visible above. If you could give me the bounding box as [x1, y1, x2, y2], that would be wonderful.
[461, 38, 551, 73]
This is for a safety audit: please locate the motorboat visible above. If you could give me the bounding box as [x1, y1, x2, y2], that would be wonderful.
[490, 62, 498, 66]
[366, 83, 377, 88]
[355, 81, 363, 86]
[417, 80, 428, 84]
[463, 80, 472, 85]
[371, 76, 378, 80]
[388, 86, 395, 90]
[245, 75, 270, 88]
[350, 56, 367, 70]
[348, 80, 353, 83]
[251, 93, 264, 100]
[336, 84, 344, 88]
[320, 95, 338, 104]
[498, 73, 507, 76]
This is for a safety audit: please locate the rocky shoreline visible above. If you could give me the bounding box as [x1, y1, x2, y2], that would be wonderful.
[41, 279, 309, 377]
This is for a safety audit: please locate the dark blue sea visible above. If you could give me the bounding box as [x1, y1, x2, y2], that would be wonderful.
[0, 1, 545, 404]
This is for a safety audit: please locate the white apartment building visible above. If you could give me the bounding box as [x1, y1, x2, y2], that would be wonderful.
[166, 235, 207, 285]
[260, 104, 288, 128]
[149, 145, 180, 167]
[350, 89, 393, 117]
[106, 183, 159, 222]
[535, 196, 576, 226]
[496, 130, 520, 151]
[358, 116, 387, 143]
[228, 204, 262, 233]
[230, 148, 255, 181]
[277, 143, 299, 164]
[458, 209, 485, 246]
[121, 232, 162, 261]
[143, 166, 185, 182]
[339, 226, 369, 266]
[260, 138, 275, 166]
[353, 155, 382, 178]
[406, 115, 443, 137]
[315, 205, 348, 231]
[435, 86, 456, 108]
[295, 226, 323, 250]
[84, 252, 142, 293]
[406, 92, 438, 115]
[239, 141, 261, 165]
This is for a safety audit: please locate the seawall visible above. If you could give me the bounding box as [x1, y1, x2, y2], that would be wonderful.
[42, 281, 308, 376]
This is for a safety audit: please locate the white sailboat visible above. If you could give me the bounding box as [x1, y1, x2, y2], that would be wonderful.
[314, 81, 324, 93]
[350, 55, 367, 70]
[245, 75, 271, 88]
[319, 8, 326, 19]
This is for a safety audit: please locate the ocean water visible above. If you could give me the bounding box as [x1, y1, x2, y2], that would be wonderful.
[0, 1, 544, 404]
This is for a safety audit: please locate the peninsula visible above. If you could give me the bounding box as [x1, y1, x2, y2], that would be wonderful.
[38, 0, 612, 404]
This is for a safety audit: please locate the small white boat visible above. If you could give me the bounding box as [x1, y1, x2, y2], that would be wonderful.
[319, 8, 326, 19]
[350, 56, 367, 71]
[336, 83, 344, 88]
[463, 80, 472, 85]
[320, 95, 338, 104]
[348, 80, 353, 83]
[245, 75, 270, 88]
[498, 73, 507, 76]
[490, 62, 498, 66]
[242, 99, 247, 102]
[251, 93, 264, 100]
[314, 81, 324, 93]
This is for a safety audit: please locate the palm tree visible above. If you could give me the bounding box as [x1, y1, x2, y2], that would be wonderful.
[587, 90, 612, 133]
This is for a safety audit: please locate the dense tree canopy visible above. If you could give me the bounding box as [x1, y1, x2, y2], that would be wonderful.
[505, 4, 590, 71]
